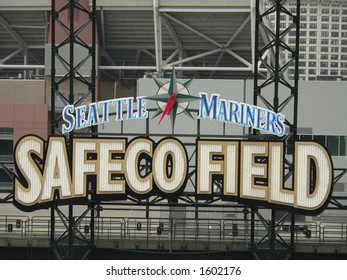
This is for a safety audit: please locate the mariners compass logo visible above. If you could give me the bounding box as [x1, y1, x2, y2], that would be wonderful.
[145, 68, 200, 128]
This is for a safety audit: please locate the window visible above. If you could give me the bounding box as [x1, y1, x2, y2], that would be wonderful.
[309, 46, 316, 52]
[320, 62, 328, 67]
[341, 55, 347, 60]
[331, 24, 339, 30]
[309, 62, 316, 67]
[320, 54, 328, 60]
[331, 39, 339, 45]
[310, 16, 317, 21]
[321, 31, 329, 37]
[343, 17, 347, 22]
[341, 62, 347, 68]
[331, 47, 339, 52]
[343, 25, 347, 30]
[321, 24, 329, 29]
[0, 128, 14, 135]
[314, 135, 326, 146]
[321, 39, 329, 45]
[320, 69, 328, 75]
[330, 70, 338, 75]
[310, 23, 317, 29]
[332, 9, 340, 15]
[308, 69, 316, 75]
[309, 31, 317, 37]
[322, 8, 330, 14]
[332, 16, 340, 22]
[331, 32, 339, 37]
[342, 40, 347, 45]
[0, 140, 13, 161]
[340, 136, 347, 156]
[342, 32, 347, 37]
[321, 46, 329, 52]
[331, 54, 339, 60]
[327, 136, 339, 156]
[331, 62, 338, 68]
[309, 54, 317, 59]
[310, 8, 317, 13]
[322, 16, 330, 22]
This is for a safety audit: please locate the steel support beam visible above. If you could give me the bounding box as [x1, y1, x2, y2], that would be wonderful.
[251, 0, 301, 260]
[99, 65, 261, 72]
[0, 48, 23, 64]
[153, 0, 162, 75]
[0, 15, 43, 65]
[50, 0, 97, 260]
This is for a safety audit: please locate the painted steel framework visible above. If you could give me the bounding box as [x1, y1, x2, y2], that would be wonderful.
[50, 0, 97, 260]
[1, 0, 347, 260]
[250, 0, 301, 260]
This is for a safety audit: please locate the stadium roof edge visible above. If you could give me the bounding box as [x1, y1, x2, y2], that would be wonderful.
[0, 0, 50, 11]
[0, 0, 252, 11]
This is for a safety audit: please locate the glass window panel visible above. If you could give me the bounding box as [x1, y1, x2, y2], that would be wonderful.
[314, 135, 326, 146]
[0, 140, 13, 155]
[327, 136, 339, 156]
[340, 136, 347, 156]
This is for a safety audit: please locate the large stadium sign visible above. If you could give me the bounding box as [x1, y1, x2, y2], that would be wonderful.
[14, 136, 333, 215]
[12, 72, 333, 215]
[61, 70, 286, 136]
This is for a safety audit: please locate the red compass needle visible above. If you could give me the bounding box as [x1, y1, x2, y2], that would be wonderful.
[159, 93, 177, 123]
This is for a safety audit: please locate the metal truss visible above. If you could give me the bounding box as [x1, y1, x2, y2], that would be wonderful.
[50, 0, 97, 260]
[98, 0, 273, 78]
[251, 0, 301, 260]
[0, 14, 44, 76]
[251, 0, 347, 259]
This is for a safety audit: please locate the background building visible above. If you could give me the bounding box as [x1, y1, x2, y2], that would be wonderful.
[274, 0, 347, 80]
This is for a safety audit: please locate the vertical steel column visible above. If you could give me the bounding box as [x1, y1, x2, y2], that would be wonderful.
[50, 0, 56, 135]
[50, 0, 97, 260]
[270, 209, 276, 260]
[253, 0, 300, 259]
[250, 0, 260, 249]
[50, 0, 56, 251]
[68, 0, 75, 260]
[89, 0, 97, 252]
[291, 0, 301, 250]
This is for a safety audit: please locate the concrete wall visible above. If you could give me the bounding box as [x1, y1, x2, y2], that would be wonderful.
[0, 104, 48, 143]
[0, 80, 45, 104]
